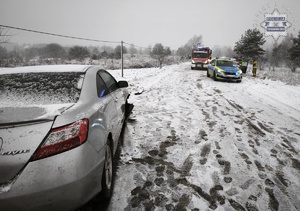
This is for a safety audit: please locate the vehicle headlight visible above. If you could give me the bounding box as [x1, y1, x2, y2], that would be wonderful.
[216, 68, 224, 73]
[235, 70, 242, 76]
[216, 68, 225, 76]
[192, 60, 195, 64]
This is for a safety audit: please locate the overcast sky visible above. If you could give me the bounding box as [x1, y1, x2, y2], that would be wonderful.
[1, 0, 300, 50]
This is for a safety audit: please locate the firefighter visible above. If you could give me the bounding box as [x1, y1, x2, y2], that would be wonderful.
[252, 59, 258, 77]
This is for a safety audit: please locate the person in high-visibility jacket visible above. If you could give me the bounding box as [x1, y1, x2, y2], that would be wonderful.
[253, 59, 258, 77]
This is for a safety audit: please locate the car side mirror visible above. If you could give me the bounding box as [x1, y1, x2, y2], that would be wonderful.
[118, 80, 128, 88]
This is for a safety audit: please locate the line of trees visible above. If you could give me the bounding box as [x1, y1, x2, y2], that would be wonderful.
[0, 42, 175, 68]
[234, 28, 300, 72]
[0, 26, 175, 68]
[0, 42, 145, 67]
[1, 26, 300, 71]
[0, 26, 174, 68]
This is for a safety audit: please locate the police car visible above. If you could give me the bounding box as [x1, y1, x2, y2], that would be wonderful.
[207, 58, 242, 82]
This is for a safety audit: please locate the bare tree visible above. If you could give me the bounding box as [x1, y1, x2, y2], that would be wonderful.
[143, 45, 152, 55]
[271, 34, 295, 71]
[212, 45, 236, 58]
[114, 45, 127, 59]
[176, 35, 203, 58]
[151, 43, 171, 68]
[129, 44, 138, 57]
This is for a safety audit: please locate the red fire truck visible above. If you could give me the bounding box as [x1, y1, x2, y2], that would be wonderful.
[191, 45, 212, 70]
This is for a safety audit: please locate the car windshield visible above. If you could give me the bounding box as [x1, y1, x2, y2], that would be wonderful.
[193, 52, 208, 58]
[0, 72, 84, 107]
[216, 60, 234, 67]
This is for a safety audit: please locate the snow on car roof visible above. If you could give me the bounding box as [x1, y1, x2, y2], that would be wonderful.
[0, 65, 92, 75]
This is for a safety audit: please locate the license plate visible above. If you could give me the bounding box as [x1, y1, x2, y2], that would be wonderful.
[227, 75, 236, 78]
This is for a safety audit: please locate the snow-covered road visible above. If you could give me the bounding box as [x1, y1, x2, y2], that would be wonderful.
[104, 62, 300, 211]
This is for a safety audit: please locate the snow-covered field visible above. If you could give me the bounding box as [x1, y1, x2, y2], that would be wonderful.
[90, 62, 300, 211]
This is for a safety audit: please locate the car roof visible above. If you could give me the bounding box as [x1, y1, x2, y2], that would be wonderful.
[0, 65, 92, 75]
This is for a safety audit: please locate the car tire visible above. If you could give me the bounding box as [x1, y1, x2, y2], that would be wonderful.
[213, 71, 217, 81]
[100, 141, 114, 200]
[191, 67, 194, 70]
[124, 99, 129, 119]
[125, 99, 134, 120]
[207, 70, 210, 77]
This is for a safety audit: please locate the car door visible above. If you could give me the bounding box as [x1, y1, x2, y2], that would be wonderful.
[209, 59, 215, 74]
[88, 72, 119, 151]
[98, 70, 124, 140]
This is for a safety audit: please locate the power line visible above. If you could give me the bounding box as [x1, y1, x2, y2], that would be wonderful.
[0, 24, 151, 51]
[0, 24, 120, 44]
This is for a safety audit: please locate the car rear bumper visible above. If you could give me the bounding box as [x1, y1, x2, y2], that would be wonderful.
[0, 142, 105, 211]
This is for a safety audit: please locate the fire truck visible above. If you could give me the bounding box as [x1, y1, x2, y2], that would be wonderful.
[191, 44, 212, 70]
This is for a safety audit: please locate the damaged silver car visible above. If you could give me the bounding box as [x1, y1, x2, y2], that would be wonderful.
[0, 65, 130, 210]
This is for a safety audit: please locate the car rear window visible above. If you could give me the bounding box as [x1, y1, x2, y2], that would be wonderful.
[0, 72, 84, 107]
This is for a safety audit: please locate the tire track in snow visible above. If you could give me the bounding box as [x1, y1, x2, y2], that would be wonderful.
[106, 63, 300, 211]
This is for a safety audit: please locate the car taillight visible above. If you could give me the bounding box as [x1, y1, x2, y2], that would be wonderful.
[31, 119, 89, 161]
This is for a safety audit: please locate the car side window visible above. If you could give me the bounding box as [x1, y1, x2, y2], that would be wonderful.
[210, 60, 215, 66]
[99, 71, 118, 93]
[96, 74, 110, 98]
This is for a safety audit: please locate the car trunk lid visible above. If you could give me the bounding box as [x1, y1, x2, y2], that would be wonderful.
[0, 104, 73, 184]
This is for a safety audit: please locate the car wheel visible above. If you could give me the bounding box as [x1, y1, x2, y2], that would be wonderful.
[125, 99, 134, 120]
[213, 71, 217, 81]
[207, 70, 210, 77]
[124, 99, 129, 119]
[191, 67, 194, 70]
[100, 141, 113, 200]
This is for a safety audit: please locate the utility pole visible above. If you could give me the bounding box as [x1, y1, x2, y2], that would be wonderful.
[121, 41, 124, 77]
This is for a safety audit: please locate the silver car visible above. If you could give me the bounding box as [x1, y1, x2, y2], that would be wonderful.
[0, 65, 130, 210]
